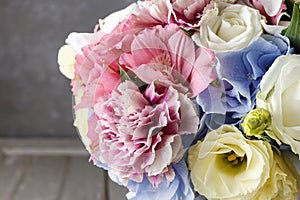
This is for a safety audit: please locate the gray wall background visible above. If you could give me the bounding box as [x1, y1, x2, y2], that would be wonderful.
[0, 0, 134, 137]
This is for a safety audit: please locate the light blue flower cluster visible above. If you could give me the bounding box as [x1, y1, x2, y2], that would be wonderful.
[126, 159, 194, 200]
[197, 34, 292, 129]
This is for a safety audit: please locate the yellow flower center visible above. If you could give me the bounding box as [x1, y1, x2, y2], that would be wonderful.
[226, 151, 246, 166]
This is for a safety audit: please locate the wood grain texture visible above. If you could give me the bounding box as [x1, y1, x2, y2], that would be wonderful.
[0, 138, 88, 156]
[0, 156, 28, 200]
[0, 139, 130, 200]
[59, 157, 107, 200]
[11, 156, 67, 200]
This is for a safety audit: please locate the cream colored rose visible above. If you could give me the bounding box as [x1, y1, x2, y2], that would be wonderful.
[192, 2, 263, 51]
[58, 31, 104, 79]
[256, 55, 300, 158]
[57, 45, 76, 79]
[253, 150, 299, 200]
[188, 125, 272, 200]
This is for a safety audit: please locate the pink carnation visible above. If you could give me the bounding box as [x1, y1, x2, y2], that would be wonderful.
[93, 80, 199, 186]
[118, 0, 213, 31]
[169, 0, 212, 29]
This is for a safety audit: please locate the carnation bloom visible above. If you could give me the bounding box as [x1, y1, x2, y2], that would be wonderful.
[132, 0, 213, 30]
[93, 80, 199, 186]
[188, 125, 273, 200]
[169, 0, 212, 29]
[64, 15, 215, 189]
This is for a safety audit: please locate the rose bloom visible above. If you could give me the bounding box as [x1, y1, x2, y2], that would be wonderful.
[94, 80, 199, 186]
[256, 55, 300, 157]
[188, 125, 273, 200]
[57, 45, 76, 79]
[192, 2, 263, 51]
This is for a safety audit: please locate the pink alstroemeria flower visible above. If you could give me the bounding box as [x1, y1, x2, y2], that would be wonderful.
[119, 24, 216, 98]
[94, 80, 199, 186]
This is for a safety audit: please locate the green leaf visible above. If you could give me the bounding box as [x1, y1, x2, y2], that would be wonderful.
[119, 65, 132, 82]
[118, 64, 148, 92]
[179, 27, 192, 37]
[283, 1, 300, 53]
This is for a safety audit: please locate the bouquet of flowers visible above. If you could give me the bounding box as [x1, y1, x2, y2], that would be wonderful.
[58, 0, 300, 199]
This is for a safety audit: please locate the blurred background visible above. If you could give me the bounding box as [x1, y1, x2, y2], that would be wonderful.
[0, 1, 134, 199]
[0, 0, 134, 138]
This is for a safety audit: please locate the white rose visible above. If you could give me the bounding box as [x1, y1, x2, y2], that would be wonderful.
[188, 125, 272, 200]
[256, 55, 300, 158]
[192, 2, 263, 51]
[57, 45, 76, 79]
[65, 31, 104, 55]
[57, 31, 104, 79]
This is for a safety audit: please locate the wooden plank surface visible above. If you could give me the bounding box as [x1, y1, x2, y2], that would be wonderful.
[0, 155, 108, 200]
[11, 156, 67, 200]
[0, 139, 128, 200]
[59, 157, 107, 200]
[0, 138, 88, 156]
[0, 156, 28, 200]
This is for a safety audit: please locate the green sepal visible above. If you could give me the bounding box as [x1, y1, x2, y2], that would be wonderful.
[118, 64, 148, 93]
[119, 65, 131, 82]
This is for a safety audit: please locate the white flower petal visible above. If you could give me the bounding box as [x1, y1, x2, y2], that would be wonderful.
[99, 3, 139, 33]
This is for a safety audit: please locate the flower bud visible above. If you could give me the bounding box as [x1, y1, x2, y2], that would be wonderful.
[242, 108, 271, 138]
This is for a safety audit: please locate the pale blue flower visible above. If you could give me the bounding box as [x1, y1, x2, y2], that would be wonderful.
[197, 34, 292, 129]
[126, 159, 194, 200]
